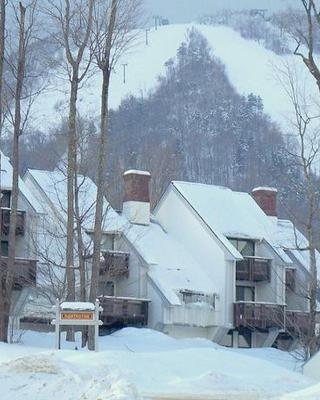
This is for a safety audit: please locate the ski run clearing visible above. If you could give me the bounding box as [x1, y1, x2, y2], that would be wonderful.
[0, 327, 319, 400]
[32, 23, 315, 134]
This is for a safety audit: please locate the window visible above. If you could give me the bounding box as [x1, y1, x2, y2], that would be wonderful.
[236, 285, 255, 302]
[1, 241, 8, 256]
[103, 234, 116, 251]
[229, 239, 255, 256]
[1, 191, 11, 208]
[98, 280, 115, 296]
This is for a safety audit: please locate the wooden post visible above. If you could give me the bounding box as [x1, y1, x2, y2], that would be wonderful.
[55, 298, 60, 350]
[94, 299, 99, 351]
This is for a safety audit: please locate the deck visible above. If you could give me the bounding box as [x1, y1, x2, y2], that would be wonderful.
[1, 208, 26, 236]
[100, 250, 129, 278]
[234, 302, 310, 334]
[236, 257, 270, 282]
[98, 295, 150, 327]
[0, 256, 36, 289]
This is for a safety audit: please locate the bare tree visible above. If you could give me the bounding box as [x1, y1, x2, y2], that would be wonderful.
[44, 0, 95, 313]
[0, 0, 5, 134]
[0, 0, 6, 341]
[0, 1, 38, 342]
[87, 0, 142, 349]
[275, 60, 320, 355]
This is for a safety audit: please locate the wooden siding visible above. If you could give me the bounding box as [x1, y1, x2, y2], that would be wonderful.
[99, 296, 149, 326]
[236, 257, 270, 282]
[0, 256, 36, 289]
[1, 209, 26, 236]
[100, 251, 129, 278]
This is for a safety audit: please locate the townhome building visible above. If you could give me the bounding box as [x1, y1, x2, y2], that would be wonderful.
[98, 170, 316, 348]
[0, 152, 41, 323]
[22, 165, 316, 348]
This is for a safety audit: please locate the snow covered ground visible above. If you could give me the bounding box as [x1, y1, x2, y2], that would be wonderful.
[31, 23, 316, 134]
[0, 328, 318, 400]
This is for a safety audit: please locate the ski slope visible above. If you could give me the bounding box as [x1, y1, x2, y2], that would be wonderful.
[32, 23, 316, 134]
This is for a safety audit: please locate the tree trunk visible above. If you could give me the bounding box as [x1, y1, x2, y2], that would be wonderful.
[65, 76, 78, 342]
[2, 3, 26, 343]
[0, 0, 6, 342]
[66, 77, 77, 302]
[74, 174, 88, 347]
[88, 0, 117, 350]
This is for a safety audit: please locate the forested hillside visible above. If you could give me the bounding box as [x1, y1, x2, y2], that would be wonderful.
[9, 28, 308, 223]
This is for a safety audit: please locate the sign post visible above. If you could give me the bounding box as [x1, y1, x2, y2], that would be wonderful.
[52, 299, 103, 351]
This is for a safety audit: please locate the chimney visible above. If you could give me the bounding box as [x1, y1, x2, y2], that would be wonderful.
[123, 169, 151, 225]
[251, 187, 278, 217]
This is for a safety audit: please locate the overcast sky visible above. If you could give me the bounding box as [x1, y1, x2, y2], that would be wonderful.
[145, 0, 297, 23]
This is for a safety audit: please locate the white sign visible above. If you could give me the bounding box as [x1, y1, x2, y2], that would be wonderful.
[51, 299, 103, 351]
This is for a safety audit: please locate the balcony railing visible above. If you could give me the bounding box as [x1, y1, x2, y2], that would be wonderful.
[236, 257, 271, 282]
[1, 208, 26, 236]
[98, 295, 150, 326]
[164, 303, 216, 327]
[286, 310, 310, 336]
[234, 302, 310, 334]
[234, 301, 285, 330]
[0, 256, 36, 289]
[100, 251, 129, 278]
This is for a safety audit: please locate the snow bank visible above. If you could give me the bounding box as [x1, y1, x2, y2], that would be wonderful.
[0, 328, 315, 399]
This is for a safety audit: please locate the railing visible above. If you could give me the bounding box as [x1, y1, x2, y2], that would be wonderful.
[1, 208, 26, 236]
[236, 257, 270, 282]
[98, 296, 150, 326]
[163, 303, 216, 327]
[286, 310, 310, 336]
[234, 302, 311, 335]
[100, 251, 129, 278]
[0, 256, 36, 289]
[234, 302, 284, 330]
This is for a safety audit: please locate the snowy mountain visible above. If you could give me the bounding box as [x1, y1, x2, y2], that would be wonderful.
[32, 23, 314, 135]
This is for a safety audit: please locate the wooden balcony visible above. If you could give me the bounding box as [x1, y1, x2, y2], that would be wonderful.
[234, 302, 285, 330]
[234, 302, 311, 336]
[236, 257, 270, 282]
[286, 310, 310, 336]
[100, 251, 129, 278]
[0, 256, 36, 289]
[1, 208, 26, 236]
[98, 296, 150, 327]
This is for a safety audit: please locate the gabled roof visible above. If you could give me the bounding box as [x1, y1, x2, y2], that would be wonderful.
[275, 219, 320, 278]
[123, 219, 218, 305]
[171, 181, 291, 264]
[25, 168, 123, 232]
[0, 152, 42, 213]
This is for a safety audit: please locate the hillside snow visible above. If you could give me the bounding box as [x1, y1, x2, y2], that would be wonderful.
[32, 24, 315, 134]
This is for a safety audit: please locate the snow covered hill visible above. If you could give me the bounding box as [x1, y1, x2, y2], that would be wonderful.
[32, 23, 315, 134]
[0, 328, 316, 400]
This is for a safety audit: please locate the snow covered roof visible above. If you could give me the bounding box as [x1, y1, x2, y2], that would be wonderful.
[123, 170, 150, 176]
[60, 302, 95, 311]
[0, 151, 42, 213]
[275, 219, 320, 278]
[25, 168, 124, 232]
[125, 221, 217, 305]
[171, 181, 291, 263]
[252, 187, 277, 193]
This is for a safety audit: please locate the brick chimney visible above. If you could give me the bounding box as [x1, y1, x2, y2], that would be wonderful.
[251, 187, 278, 217]
[123, 170, 151, 225]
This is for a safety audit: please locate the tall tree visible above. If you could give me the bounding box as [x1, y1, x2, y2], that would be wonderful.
[0, 1, 35, 342]
[45, 0, 95, 311]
